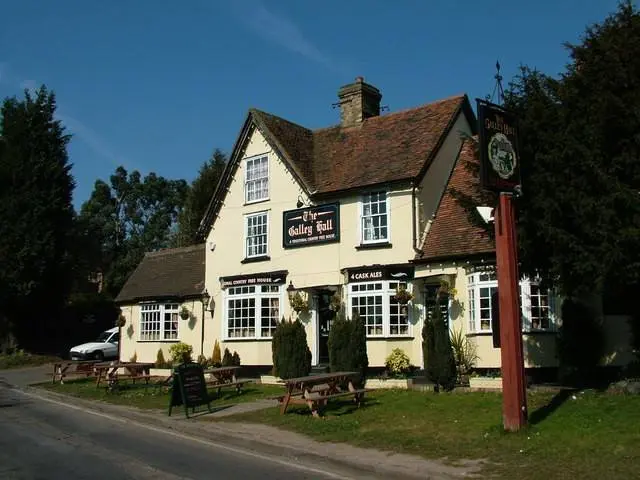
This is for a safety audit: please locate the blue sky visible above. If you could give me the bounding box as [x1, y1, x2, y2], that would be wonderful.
[0, 0, 625, 209]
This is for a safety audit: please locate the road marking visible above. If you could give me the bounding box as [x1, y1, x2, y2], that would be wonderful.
[18, 389, 353, 480]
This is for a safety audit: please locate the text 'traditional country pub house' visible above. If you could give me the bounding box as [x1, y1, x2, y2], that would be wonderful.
[116, 77, 634, 372]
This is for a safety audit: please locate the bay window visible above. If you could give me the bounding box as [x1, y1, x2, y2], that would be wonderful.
[467, 272, 554, 333]
[140, 303, 179, 341]
[225, 285, 281, 339]
[349, 281, 410, 337]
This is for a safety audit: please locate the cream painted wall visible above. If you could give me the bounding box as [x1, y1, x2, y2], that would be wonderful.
[416, 114, 473, 246]
[119, 299, 205, 364]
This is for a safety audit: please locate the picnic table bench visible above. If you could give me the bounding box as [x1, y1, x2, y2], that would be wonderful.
[203, 366, 252, 395]
[94, 361, 154, 392]
[277, 371, 371, 417]
[52, 361, 99, 384]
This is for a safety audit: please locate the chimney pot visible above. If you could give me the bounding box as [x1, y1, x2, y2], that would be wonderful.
[337, 77, 382, 128]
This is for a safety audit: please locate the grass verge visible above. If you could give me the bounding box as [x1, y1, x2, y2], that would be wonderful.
[217, 388, 640, 480]
[0, 351, 60, 370]
[36, 378, 284, 411]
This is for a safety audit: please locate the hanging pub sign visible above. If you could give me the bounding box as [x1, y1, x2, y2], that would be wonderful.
[477, 99, 521, 192]
[220, 270, 288, 289]
[283, 203, 340, 248]
[346, 264, 415, 283]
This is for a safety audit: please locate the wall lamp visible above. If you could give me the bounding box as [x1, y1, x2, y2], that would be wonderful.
[296, 195, 305, 209]
[287, 281, 296, 300]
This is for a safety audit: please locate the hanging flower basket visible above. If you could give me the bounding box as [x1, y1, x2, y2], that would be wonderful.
[394, 286, 413, 304]
[179, 306, 190, 320]
[289, 291, 309, 314]
[116, 314, 126, 328]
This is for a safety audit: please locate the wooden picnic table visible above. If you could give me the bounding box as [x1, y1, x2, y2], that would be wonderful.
[52, 360, 99, 384]
[278, 371, 369, 417]
[94, 361, 154, 391]
[203, 365, 250, 394]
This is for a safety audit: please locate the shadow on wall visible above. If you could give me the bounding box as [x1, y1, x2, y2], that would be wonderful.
[523, 334, 558, 368]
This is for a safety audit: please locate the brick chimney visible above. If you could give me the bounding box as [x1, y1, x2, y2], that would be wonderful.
[337, 76, 382, 127]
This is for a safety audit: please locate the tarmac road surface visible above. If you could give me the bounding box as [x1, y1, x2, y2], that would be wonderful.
[0, 381, 354, 480]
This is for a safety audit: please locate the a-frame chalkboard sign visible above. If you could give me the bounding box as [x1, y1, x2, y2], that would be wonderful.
[168, 362, 211, 419]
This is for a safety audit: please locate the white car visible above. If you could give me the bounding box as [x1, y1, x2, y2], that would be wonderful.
[69, 327, 119, 361]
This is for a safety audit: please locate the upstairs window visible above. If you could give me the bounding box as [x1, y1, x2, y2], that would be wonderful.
[361, 191, 389, 243]
[245, 155, 269, 203]
[245, 211, 268, 258]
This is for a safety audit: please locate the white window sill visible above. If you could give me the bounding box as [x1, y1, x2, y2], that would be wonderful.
[244, 198, 270, 206]
[223, 337, 273, 342]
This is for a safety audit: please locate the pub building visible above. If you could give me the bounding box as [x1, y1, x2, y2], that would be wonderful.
[116, 77, 635, 373]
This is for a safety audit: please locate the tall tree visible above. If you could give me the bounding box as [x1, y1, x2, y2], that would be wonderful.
[0, 86, 75, 351]
[504, 1, 640, 298]
[78, 166, 188, 297]
[175, 149, 227, 246]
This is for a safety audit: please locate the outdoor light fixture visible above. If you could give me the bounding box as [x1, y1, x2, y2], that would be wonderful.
[287, 281, 296, 300]
[296, 195, 305, 209]
[201, 289, 211, 311]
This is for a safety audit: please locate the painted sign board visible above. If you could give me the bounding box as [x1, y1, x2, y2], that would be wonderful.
[283, 203, 340, 248]
[477, 99, 521, 192]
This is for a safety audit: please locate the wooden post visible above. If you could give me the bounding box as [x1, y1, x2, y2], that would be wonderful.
[494, 192, 528, 431]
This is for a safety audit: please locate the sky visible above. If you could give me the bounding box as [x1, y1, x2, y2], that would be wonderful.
[0, 0, 626, 209]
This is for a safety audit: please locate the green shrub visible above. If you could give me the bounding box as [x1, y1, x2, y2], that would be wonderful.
[222, 347, 233, 367]
[328, 312, 369, 387]
[450, 327, 478, 381]
[211, 340, 222, 367]
[155, 348, 168, 368]
[385, 348, 411, 376]
[197, 354, 208, 366]
[168, 342, 193, 365]
[129, 351, 137, 363]
[425, 303, 456, 391]
[271, 317, 311, 379]
[557, 298, 604, 384]
[232, 351, 241, 366]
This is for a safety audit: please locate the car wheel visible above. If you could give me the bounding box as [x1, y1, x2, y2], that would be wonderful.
[92, 351, 104, 362]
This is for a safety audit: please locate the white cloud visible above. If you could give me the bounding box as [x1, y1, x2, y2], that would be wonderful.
[233, 1, 351, 74]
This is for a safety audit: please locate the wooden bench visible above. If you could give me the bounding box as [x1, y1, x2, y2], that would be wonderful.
[206, 379, 253, 395]
[303, 388, 371, 415]
[52, 362, 97, 384]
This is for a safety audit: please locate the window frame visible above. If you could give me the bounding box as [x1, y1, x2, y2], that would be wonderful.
[223, 284, 283, 340]
[244, 154, 269, 204]
[139, 302, 180, 342]
[348, 280, 411, 338]
[466, 272, 555, 334]
[244, 211, 269, 259]
[359, 191, 391, 245]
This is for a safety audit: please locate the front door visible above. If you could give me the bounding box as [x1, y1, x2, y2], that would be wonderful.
[317, 290, 336, 364]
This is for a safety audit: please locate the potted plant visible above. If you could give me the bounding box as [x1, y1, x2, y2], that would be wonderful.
[116, 314, 126, 328]
[289, 291, 309, 314]
[394, 286, 413, 304]
[179, 306, 190, 320]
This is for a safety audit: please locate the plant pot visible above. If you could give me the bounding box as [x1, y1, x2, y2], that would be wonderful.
[469, 376, 503, 390]
[365, 378, 413, 389]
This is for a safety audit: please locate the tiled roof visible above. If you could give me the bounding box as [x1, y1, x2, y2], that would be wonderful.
[253, 95, 469, 195]
[417, 139, 495, 261]
[115, 244, 205, 304]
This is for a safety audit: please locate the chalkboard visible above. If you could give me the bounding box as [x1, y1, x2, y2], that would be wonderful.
[168, 362, 211, 418]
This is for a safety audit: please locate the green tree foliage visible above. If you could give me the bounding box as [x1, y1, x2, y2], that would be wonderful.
[425, 303, 456, 391]
[557, 298, 604, 383]
[504, 1, 640, 298]
[328, 312, 368, 387]
[222, 347, 233, 367]
[78, 166, 188, 297]
[155, 348, 167, 368]
[232, 351, 241, 366]
[271, 318, 311, 379]
[0, 86, 75, 351]
[175, 149, 227, 246]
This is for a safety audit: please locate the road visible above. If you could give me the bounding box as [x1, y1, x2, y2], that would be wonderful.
[0, 380, 349, 480]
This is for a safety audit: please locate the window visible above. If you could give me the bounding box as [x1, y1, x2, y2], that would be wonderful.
[424, 285, 450, 328]
[245, 155, 269, 203]
[350, 281, 410, 337]
[361, 191, 389, 243]
[467, 272, 553, 333]
[140, 303, 179, 341]
[245, 212, 268, 258]
[225, 285, 281, 339]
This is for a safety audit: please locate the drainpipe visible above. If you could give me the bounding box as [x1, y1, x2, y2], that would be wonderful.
[200, 301, 205, 358]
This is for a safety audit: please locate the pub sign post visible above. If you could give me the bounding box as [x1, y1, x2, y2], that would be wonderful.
[477, 99, 527, 432]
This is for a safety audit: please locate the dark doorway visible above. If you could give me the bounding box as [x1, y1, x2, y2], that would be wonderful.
[317, 290, 336, 364]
